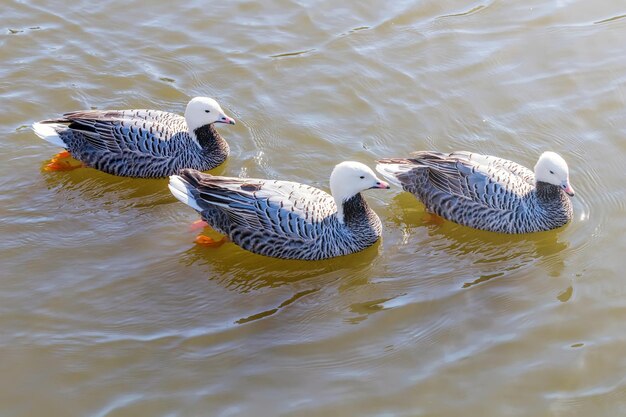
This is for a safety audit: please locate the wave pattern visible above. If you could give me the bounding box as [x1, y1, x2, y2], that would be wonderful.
[1, 0, 626, 415]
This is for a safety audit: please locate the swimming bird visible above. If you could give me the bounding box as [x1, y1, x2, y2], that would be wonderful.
[376, 151, 575, 233]
[168, 161, 391, 260]
[32, 97, 235, 178]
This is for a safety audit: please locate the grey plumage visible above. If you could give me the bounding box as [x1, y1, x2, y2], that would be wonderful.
[377, 151, 574, 234]
[32, 97, 234, 178]
[169, 162, 389, 260]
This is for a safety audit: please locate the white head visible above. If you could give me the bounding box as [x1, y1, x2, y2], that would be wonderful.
[329, 161, 390, 222]
[534, 151, 575, 196]
[184, 97, 236, 132]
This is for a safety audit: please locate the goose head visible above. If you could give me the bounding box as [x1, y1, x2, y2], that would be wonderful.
[330, 161, 390, 223]
[534, 151, 575, 197]
[184, 97, 235, 149]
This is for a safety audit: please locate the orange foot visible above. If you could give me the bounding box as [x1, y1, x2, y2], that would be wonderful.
[189, 219, 209, 231]
[44, 151, 82, 171]
[44, 159, 84, 172]
[423, 212, 445, 226]
[195, 234, 229, 248]
[52, 150, 72, 160]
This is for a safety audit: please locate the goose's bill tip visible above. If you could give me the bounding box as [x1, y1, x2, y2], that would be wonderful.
[372, 180, 391, 189]
[217, 115, 236, 125]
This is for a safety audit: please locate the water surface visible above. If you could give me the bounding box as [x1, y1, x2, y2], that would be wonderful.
[2, 0, 626, 416]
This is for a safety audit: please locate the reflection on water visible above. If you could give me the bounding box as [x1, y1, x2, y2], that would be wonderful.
[180, 233, 382, 293]
[235, 288, 320, 324]
[385, 192, 570, 287]
[2, 0, 626, 415]
[557, 285, 574, 302]
[41, 169, 171, 208]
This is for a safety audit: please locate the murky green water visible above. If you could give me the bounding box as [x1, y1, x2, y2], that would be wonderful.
[2, 0, 626, 416]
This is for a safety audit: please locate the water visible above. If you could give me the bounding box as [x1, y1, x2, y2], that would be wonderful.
[1, 0, 626, 415]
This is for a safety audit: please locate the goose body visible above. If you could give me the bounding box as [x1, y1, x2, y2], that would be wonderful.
[168, 162, 390, 260]
[32, 97, 235, 178]
[376, 151, 574, 233]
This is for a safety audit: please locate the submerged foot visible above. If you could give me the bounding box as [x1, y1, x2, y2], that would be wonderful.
[52, 150, 72, 159]
[44, 151, 82, 172]
[423, 212, 445, 226]
[44, 160, 83, 171]
[194, 234, 229, 248]
[189, 219, 209, 231]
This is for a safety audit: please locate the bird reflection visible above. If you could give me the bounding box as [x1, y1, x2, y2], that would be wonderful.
[39, 158, 229, 209]
[384, 193, 570, 287]
[180, 235, 382, 293]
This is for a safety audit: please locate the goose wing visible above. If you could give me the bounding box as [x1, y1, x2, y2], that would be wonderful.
[449, 151, 535, 185]
[413, 151, 534, 211]
[57, 110, 188, 156]
[177, 170, 336, 241]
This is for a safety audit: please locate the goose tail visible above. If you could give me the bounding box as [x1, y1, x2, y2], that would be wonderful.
[32, 122, 67, 148]
[375, 158, 415, 188]
[168, 175, 203, 212]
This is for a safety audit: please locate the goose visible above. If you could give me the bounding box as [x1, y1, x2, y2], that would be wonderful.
[376, 151, 574, 233]
[32, 97, 235, 178]
[168, 161, 391, 260]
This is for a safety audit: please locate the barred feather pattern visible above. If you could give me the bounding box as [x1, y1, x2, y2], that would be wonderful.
[39, 109, 229, 178]
[377, 151, 573, 233]
[176, 169, 383, 260]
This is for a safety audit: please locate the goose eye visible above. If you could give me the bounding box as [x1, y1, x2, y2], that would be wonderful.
[549, 170, 554, 174]
[359, 175, 365, 179]
[205, 110, 211, 113]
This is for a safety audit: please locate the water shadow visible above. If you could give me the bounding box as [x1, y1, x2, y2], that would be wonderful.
[385, 193, 570, 287]
[179, 234, 383, 293]
[38, 157, 230, 210]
